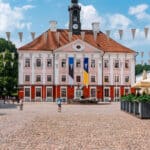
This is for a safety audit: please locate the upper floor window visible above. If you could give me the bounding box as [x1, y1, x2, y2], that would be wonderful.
[47, 75, 52, 82]
[76, 59, 81, 68]
[114, 60, 119, 68]
[36, 75, 41, 82]
[76, 76, 81, 82]
[125, 60, 129, 69]
[115, 76, 119, 82]
[25, 75, 30, 82]
[91, 60, 95, 68]
[125, 76, 129, 83]
[36, 59, 41, 67]
[91, 76, 96, 82]
[47, 59, 52, 67]
[104, 60, 109, 68]
[104, 76, 109, 82]
[25, 58, 30, 67]
[61, 59, 66, 68]
[62, 75, 66, 82]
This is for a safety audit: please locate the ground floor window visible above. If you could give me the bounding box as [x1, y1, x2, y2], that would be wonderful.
[25, 88, 30, 97]
[114, 88, 120, 97]
[91, 88, 96, 98]
[47, 87, 53, 97]
[36, 88, 41, 97]
[61, 88, 67, 98]
[124, 88, 130, 95]
[75, 88, 82, 99]
[104, 88, 109, 97]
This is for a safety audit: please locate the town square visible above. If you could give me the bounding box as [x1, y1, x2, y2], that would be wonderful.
[0, 0, 150, 149]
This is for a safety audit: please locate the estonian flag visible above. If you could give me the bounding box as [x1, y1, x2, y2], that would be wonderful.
[83, 58, 89, 86]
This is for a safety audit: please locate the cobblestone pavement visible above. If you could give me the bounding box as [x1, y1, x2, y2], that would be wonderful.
[0, 102, 150, 150]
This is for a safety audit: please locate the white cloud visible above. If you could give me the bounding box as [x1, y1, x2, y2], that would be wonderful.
[0, 1, 34, 32]
[80, 3, 102, 29]
[129, 4, 150, 20]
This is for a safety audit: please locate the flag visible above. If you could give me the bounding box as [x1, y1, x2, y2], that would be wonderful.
[6, 32, 11, 41]
[31, 32, 36, 40]
[18, 32, 23, 42]
[131, 29, 136, 39]
[83, 58, 89, 86]
[69, 57, 74, 85]
[106, 30, 111, 39]
[144, 28, 149, 39]
[118, 29, 123, 40]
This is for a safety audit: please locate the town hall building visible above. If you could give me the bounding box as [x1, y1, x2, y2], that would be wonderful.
[18, 0, 136, 102]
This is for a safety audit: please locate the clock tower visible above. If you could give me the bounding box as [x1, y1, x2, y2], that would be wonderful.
[68, 0, 81, 35]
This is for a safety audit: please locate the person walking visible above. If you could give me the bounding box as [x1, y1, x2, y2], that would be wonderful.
[57, 97, 62, 112]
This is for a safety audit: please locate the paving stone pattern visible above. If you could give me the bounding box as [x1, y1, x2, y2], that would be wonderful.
[0, 103, 150, 150]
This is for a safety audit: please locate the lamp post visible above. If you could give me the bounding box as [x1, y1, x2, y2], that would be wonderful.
[3, 61, 6, 104]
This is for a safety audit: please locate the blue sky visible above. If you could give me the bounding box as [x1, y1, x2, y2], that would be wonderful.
[0, 0, 150, 63]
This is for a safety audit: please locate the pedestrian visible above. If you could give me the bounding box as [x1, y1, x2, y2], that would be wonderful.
[20, 99, 24, 111]
[57, 97, 62, 112]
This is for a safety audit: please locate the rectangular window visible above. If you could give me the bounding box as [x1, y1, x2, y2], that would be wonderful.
[62, 75, 66, 82]
[25, 75, 30, 82]
[36, 59, 41, 67]
[61, 59, 66, 68]
[47, 88, 52, 97]
[125, 60, 129, 69]
[36, 75, 41, 82]
[104, 76, 109, 82]
[104, 60, 109, 68]
[76, 76, 81, 82]
[61, 88, 67, 97]
[114, 60, 119, 68]
[36, 88, 41, 97]
[104, 88, 109, 97]
[91, 76, 96, 82]
[47, 75, 52, 82]
[76, 59, 81, 68]
[115, 76, 119, 82]
[25, 58, 30, 67]
[47, 59, 52, 67]
[115, 88, 120, 97]
[25, 88, 30, 97]
[91, 88, 96, 97]
[91, 60, 95, 68]
[124, 88, 130, 95]
[125, 76, 129, 83]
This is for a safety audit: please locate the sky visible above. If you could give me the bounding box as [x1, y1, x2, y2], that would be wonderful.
[0, 0, 150, 63]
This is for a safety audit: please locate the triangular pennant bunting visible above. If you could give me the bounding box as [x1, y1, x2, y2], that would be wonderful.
[144, 28, 149, 39]
[6, 32, 11, 41]
[131, 29, 136, 39]
[106, 30, 111, 39]
[18, 32, 23, 42]
[141, 52, 144, 58]
[118, 29, 123, 40]
[31, 32, 36, 40]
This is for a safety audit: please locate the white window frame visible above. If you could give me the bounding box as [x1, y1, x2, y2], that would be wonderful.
[24, 86, 31, 102]
[90, 87, 97, 98]
[46, 86, 53, 102]
[124, 87, 130, 95]
[114, 87, 120, 101]
[35, 86, 42, 101]
[74, 86, 82, 99]
[103, 87, 110, 102]
[61, 86, 67, 102]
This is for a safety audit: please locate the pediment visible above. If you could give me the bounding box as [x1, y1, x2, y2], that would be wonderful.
[54, 39, 104, 54]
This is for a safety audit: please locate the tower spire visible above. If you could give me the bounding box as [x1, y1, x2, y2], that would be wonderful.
[68, 0, 81, 35]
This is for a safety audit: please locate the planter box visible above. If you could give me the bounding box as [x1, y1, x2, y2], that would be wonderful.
[129, 102, 134, 113]
[133, 102, 139, 115]
[139, 102, 150, 119]
[120, 101, 125, 110]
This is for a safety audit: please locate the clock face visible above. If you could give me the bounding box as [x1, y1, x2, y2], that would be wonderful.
[73, 24, 78, 29]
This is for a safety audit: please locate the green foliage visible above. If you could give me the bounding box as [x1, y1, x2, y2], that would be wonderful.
[0, 38, 17, 53]
[0, 38, 18, 97]
[135, 64, 150, 75]
[121, 93, 150, 103]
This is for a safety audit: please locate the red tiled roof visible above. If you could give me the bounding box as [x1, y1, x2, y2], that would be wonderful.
[18, 29, 136, 53]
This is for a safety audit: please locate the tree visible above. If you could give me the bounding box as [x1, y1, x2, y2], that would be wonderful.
[135, 64, 150, 75]
[0, 38, 18, 99]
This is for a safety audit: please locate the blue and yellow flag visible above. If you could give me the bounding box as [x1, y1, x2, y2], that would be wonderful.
[83, 58, 89, 86]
